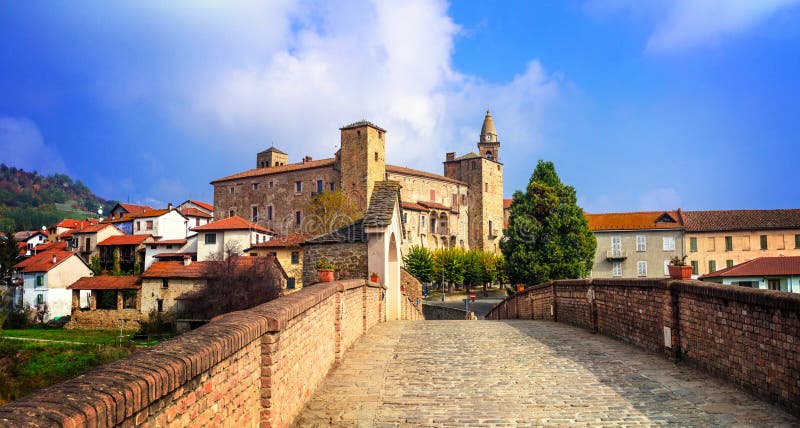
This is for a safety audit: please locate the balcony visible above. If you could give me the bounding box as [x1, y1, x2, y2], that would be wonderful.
[605, 250, 628, 260]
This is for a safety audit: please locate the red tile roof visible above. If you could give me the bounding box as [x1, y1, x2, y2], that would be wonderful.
[142, 261, 210, 278]
[701, 256, 800, 279]
[386, 165, 467, 186]
[71, 224, 120, 234]
[191, 216, 274, 233]
[211, 158, 336, 184]
[503, 199, 513, 209]
[98, 235, 153, 246]
[188, 200, 214, 211]
[117, 203, 154, 214]
[33, 241, 68, 253]
[55, 218, 100, 229]
[153, 252, 196, 259]
[181, 207, 212, 218]
[401, 202, 427, 212]
[154, 239, 188, 245]
[68, 275, 142, 290]
[683, 209, 800, 232]
[585, 211, 683, 231]
[15, 251, 82, 273]
[417, 201, 451, 211]
[245, 233, 306, 249]
[126, 209, 171, 219]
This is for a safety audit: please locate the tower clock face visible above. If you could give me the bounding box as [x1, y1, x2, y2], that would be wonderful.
[485, 135, 491, 142]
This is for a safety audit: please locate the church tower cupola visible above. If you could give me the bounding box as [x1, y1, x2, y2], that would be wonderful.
[477, 109, 500, 162]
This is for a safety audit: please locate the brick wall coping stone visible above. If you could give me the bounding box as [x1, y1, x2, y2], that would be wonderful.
[0, 279, 372, 427]
[502, 278, 800, 313]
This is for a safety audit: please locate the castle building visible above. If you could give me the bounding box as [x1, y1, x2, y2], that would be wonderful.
[211, 111, 505, 254]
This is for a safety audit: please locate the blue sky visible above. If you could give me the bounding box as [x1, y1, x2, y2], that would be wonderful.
[1, 0, 799, 212]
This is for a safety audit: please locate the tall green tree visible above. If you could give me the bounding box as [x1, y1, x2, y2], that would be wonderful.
[501, 160, 596, 285]
[402, 245, 433, 283]
[432, 248, 466, 293]
[0, 231, 20, 285]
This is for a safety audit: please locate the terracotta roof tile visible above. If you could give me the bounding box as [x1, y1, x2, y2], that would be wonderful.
[585, 211, 683, 231]
[417, 200, 451, 211]
[142, 261, 210, 278]
[188, 200, 214, 211]
[401, 202, 427, 212]
[386, 165, 467, 186]
[245, 233, 306, 249]
[211, 158, 336, 184]
[55, 218, 100, 229]
[503, 199, 513, 209]
[683, 209, 800, 232]
[154, 239, 188, 245]
[33, 241, 68, 253]
[701, 256, 800, 278]
[191, 216, 274, 233]
[180, 207, 213, 218]
[98, 235, 153, 246]
[153, 252, 196, 259]
[68, 275, 142, 290]
[15, 251, 81, 273]
[117, 203, 154, 214]
[305, 219, 366, 244]
[71, 224, 120, 234]
[126, 209, 171, 219]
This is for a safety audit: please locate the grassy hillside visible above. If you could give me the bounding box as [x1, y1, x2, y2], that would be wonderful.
[0, 164, 117, 232]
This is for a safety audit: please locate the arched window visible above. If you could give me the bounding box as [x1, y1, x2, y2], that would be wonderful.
[485, 152, 493, 160]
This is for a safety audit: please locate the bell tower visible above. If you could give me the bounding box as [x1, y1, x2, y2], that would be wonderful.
[477, 109, 500, 162]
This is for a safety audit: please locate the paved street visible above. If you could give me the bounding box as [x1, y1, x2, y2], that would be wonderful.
[296, 320, 798, 427]
[423, 288, 506, 318]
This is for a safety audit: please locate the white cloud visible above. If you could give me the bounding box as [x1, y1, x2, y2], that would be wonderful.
[0, 117, 67, 174]
[585, 0, 800, 53]
[85, 0, 562, 175]
[638, 188, 681, 211]
[646, 0, 800, 53]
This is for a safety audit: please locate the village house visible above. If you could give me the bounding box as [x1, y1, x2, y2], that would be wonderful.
[14, 251, 92, 321]
[700, 256, 800, 293]
[97, 234, 155, 273]
[586, 211, 685, 278]
[107, 203, 154, 234]
[143, 236, 197, 270]
[70, 224, 125, 261]
[192, 216, 274, 261]
[244, 233, 305, 290]
[682, 209, 800, 278]
[177, 200, 214, 216]
[13, 230, 49, 257]
[179, 207, 212, 236]
[66, 275, 145, 329]
[129, 205, 188, 240]
[47, 218, 100, 242]
[210, 111, 505, 255]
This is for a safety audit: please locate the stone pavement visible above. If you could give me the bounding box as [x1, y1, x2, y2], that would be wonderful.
[295, 320, 798, 427]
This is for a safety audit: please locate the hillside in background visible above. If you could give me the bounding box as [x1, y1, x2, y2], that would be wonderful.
[0, 164, 117, 232]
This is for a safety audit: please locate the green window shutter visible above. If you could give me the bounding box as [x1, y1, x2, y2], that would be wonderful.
[689, 237, 697, 252]
[726, 260, 734, 268]
[795, 234, 800, 249]
[691, 261, 698, 275]
[725, 236, 732, 251]
[36, 275, 43, 286]
[760, 235, 768, 250]
[709, 260, 716, 273]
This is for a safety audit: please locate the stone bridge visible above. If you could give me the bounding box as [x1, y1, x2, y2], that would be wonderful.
[1, 279, 798, 427]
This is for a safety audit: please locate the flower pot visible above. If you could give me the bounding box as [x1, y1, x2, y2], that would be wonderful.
[668, 265, 693, 280]
[318, 269, 335, 283]
[370, 275, 379, 283]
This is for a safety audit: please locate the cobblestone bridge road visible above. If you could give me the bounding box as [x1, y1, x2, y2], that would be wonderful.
[296, 320, 798, 427]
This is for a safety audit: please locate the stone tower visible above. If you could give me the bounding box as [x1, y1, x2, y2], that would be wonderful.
[444, 110, 504, 253]
[256, 147, 289, 168]
[477, 110, 500, 162]
[337, 121, 387, 213]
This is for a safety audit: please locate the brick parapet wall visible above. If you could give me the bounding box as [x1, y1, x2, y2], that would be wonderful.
[67, 309, 148, 330]
[0, 279, 387, 427]
[422, 304, 469, 320]
[486, 279, 800, 416]
[400, 295, 425, 320]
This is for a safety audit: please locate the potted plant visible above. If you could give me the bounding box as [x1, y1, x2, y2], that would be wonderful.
[316, 259, 337, 283]
[668, 255, 693, 280]
[370, 272, 380, 283]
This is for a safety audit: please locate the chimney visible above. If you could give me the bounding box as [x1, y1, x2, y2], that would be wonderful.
[52, 254, 57, 264]
[183, 255, 191, 266]
[303, 156, 312, 163]
[168, 202, 173, 210]
[446, 152, 456, 162]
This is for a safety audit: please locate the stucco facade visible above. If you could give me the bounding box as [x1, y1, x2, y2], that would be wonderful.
[685, 230, 800, 277]
[591, 230, 684, 278]
[22, 254, 92, 320]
